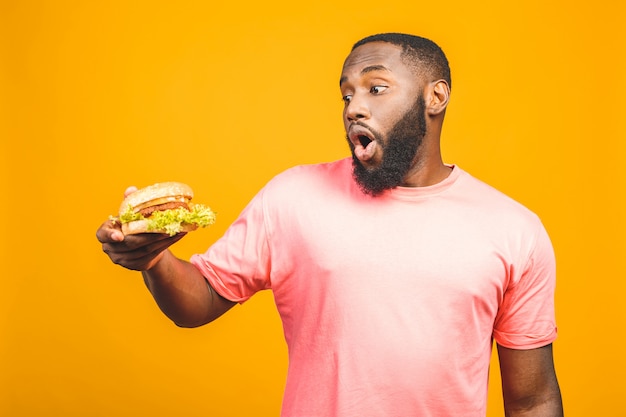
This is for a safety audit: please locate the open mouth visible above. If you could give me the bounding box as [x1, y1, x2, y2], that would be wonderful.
[358, 135, 372, 148]
[348, 123, 376, 150]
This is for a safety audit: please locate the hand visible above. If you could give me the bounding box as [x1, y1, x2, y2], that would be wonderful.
[96, 186, 187, 271]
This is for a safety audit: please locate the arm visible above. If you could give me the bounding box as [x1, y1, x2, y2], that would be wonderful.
[497, 343, 563, 417]
[96, 218, 235, 327]
[141, 249, 236, 327]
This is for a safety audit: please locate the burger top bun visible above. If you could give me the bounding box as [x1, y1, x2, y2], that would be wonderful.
[119, 181, 194, 215]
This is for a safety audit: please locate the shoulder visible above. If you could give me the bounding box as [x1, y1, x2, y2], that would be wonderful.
[453, 168, 552, 260]
[455, 167, 542, 225]
[264, 158, 353, 195]
[252, 158, 357, 224]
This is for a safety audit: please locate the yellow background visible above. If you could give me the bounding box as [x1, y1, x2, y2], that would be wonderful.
[1, 1, 624, 416]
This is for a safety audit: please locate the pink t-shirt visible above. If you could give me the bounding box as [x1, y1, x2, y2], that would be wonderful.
[191, 158, 557, 417]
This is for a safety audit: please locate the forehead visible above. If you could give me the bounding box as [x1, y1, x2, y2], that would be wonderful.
[341, 42, 412, 82]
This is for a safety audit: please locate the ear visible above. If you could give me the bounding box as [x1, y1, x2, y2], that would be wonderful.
[425, 80, 450, 116]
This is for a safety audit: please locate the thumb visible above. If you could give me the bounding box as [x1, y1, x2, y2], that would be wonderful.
[124, 186, 138, 198]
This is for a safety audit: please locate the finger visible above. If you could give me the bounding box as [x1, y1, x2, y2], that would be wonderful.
[102, 232, 185, 260]
[118, 243, 171, 270]
[105, 233, 187, 270]
[107, 231, 183, 254]
[96, 218, 124, 243]
[111, 230, 124, 242]
[130, 233, 187, 260]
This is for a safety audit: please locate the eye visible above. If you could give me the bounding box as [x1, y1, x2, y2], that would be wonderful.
[370, 85, 388, 95]
[342, 94, 352, 104]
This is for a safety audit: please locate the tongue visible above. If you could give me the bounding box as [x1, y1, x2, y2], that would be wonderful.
[354, 139, 377, 162]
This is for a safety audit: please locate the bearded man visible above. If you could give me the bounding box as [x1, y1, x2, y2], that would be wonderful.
[97, 33, 563, 417]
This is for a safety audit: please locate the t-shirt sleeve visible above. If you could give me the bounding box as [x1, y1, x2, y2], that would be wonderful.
[190, 188, 272, 303]
[493, 220, 558, 349]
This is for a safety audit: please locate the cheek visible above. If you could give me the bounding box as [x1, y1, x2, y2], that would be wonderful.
[375, 114, 398, 138]
[377, 96, 415, 129]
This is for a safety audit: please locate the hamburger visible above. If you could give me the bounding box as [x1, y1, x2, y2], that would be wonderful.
[115, 181, 216, 236]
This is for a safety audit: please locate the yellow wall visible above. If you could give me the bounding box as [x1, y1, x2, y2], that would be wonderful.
[1, 1, 624, 415]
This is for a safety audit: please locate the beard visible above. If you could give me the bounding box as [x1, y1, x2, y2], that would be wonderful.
[348, 95, 427, 197]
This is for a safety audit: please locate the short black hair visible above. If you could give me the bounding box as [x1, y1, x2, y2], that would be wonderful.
[352, 33, 451, 89]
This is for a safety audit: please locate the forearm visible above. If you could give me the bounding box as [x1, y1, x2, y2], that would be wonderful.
[499, 344, 563, 417]
[142, 250, 235, 327]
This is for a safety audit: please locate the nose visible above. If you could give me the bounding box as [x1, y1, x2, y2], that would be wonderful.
[344, 94, 370, 122]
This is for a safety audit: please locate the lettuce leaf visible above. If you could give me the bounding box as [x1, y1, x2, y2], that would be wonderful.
[119, 205, 144, 223]
[118, 204, 216, 236]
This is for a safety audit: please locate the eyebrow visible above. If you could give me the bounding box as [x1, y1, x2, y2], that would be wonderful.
[339, 64, 391, 86]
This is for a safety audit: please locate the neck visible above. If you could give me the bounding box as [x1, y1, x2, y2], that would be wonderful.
[402, 159, 452, 187]
[401, 131, 450, 187]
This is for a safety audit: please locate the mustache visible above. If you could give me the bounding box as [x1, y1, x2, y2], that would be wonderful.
[349, 120, 373, 132]
[347, 121, 382, 147]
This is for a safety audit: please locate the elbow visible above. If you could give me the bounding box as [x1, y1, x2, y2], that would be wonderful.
[167, 294, 235, 328]
[172, 313, 220, 328]
[504, 389, 563, 416]
[172, 317, 211, 328]
[174, 321, 203, 328]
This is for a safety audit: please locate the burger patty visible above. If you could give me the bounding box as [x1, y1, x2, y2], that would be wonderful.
[139, 201, 190, 217]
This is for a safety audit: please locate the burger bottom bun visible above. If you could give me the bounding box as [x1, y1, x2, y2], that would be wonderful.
[121, 220, 198, 235]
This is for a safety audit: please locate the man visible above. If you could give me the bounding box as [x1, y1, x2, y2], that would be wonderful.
[97, 33, 563, 416]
